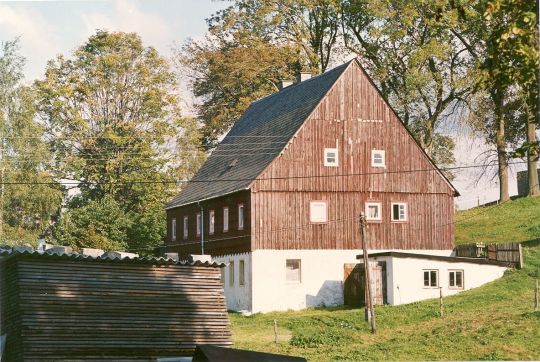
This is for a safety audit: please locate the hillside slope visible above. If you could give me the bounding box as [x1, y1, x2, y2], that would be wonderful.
[455, 196, 540, 245]
[230, 198, 540, 361]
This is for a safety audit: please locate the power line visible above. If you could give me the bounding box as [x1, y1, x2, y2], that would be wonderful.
[0, 160, 528, 186]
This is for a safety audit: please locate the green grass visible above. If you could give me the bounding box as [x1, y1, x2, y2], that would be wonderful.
[229, 198, 540, 361]
[455, 196, 540, 245]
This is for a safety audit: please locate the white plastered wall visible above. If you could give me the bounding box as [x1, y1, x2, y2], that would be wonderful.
[212, 252, 252, 312]
[247, 249, 453, 313]
[371, 255, 508, 305]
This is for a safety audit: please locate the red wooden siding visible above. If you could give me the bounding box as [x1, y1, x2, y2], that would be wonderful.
[250, 63, 455, 251]
[166, 191, 251, 257]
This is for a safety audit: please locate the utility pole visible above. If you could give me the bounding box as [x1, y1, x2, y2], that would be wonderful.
[359, 212, 376, 334]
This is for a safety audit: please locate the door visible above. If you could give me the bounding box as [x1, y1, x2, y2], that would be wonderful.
[344, 262, 386, 306]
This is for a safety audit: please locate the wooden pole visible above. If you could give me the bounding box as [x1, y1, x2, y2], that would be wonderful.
[535, 279, 538, 312]
[359, 212, 376, 334]
[439, 287, 444, 317]
[273, 319, 278, 343]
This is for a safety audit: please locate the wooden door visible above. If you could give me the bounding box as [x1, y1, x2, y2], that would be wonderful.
[344, 262, 386, 306]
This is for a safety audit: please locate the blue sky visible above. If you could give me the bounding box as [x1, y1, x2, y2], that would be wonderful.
[0, 0, 527, 208]
[0, 0, 228, 81]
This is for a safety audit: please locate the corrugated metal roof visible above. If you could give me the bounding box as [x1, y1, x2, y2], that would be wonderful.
[0, 245, 225, 268]
[166, 61, 352, 209]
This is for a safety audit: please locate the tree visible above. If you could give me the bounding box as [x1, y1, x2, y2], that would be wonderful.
[0, 39, 63, 242]
[341, 0, 472, 172]
[179, 0, 342, 147]
[36, 30, 202, 253]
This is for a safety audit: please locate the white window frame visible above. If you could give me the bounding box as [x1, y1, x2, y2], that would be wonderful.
[286, 259, 301, 283]
[365, 202, 382, 221]
[171, 218, 176, 241]
[239, 259, 245, 286]
[391, 203, 408, 222]
[196, 212, 201, 237]
[238, 204, 244, 230]
[423, 269, 439, 288]
[209, 210, 215, 235]
[183, 216, 188, 240]
[310, 201, 328, 223]
[449, 270, 464, 289]
[371, 150, 386, 168]
[324, 148, 339, 167]
[223, 207, 229, 232]
[229, 260, 235, 287]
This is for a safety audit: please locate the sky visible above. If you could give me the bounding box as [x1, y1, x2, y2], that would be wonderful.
[0, 0, 529, 210]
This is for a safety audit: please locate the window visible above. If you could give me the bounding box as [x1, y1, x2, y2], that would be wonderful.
[324, 148, 338, 167]
[171, 218, 177, 241]
[229, 260, 235, 287]
[371, 150, 386, 167]
[223, 207, 229, 232]
[238, 204, 244, 230]
[365, 202, 382, 221]
[391, 203, 407, 221]
[220, 268, 225, 284]
[209, 210, 215, 235]
[423, 270, 439, 288]
[196, 213, 201, 236]
[239, 260, 245, 286]
[310, 201, 328, 223]
[286, 259, 301, 283]
[183, 216, 188, 240]
[449, 270, 464, 289]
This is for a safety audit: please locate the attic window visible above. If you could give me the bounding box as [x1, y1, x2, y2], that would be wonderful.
[324, 148, 338, 167]
[371, 150, 385, 167]
[229, 159, 238, 167]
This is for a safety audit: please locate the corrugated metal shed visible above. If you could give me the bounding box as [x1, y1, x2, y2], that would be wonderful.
[0, 246, 231, 361]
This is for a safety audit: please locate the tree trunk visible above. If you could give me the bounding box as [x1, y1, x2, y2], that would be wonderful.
[526, 117, 539, 196]
[494, 93, 510, 203]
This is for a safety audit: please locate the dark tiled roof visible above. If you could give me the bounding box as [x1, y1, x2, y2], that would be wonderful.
[167, 61, 352, 209]
[0, 245, 225, 267]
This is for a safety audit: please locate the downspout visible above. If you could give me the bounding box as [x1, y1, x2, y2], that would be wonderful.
[198, 201, 204, 255]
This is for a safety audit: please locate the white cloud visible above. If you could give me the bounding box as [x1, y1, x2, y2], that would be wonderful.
[81, 0, 172, 54]
[0, 3, 62, 81]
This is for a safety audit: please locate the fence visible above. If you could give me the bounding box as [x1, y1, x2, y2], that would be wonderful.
[454, 242, 523, 269]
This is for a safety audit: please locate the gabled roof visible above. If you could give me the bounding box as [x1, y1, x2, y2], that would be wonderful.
[167, 61, 352, 209]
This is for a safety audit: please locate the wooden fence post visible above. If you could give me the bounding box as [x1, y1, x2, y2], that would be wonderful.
[439, 287, 444, 317]
[273, 319, 278, 343]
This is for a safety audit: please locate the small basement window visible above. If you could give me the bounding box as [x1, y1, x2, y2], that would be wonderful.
[171, 218, 177, 241]
[209, 210, 215, 235]
[371, 150, 386, 167]
[365, 202, 382, 221]
[423, 270, 439, 288]
[391, 203, 407, 221]
[324, 148, 338, 167]
[286, 259, 301, 283]
[449, 270, 464, 289]
[239, 260, 245, 286]
[183, 216, 188, 240]
[310, 201, 328, 223]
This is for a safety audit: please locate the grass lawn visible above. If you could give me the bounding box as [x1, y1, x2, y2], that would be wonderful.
[230, 198, 540, 361]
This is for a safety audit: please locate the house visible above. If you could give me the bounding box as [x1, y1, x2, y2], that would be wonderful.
[0, 246, 231, 361]
[165, 59, 508, 313]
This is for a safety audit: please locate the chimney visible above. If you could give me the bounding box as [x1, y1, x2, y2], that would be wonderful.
[298, 71, 312, 82]
[280, 79, 295, 89]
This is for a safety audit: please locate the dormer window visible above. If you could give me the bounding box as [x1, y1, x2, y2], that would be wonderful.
[324, 148, 338, 167]
[371, 150, 385, 167]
